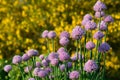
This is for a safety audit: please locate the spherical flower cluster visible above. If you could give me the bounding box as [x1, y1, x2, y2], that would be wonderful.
[48, 31, 56, 39]
[42, 59, 49, 67]
[93, 31, 104, 40]
[24, 66, 32, 73]
[100, 21, 107, 31]
[38, 70, 48, 78]
[42, 30, 49, 38]
[45, 67, 52, 74]
[83, 14, 92, 20]
[71, 56, 77, 61]
[85, 21, 97, 30]
[69, 71, 80, 79]
[28, 78, 35, 80]
[57, 47, 66, 54]
[48, 52, 58, 61]
[50, 58, 59, 66]
[59, 51, 70, 61]
[33, 68, 41, 76]
[104, 15, 114, 23]
[81, 19, 90, 26]
[59, 64, 65, 72]
[36, 62, 41, 67]
[27, 49, 39, 57]
[22, 54, 30, 61]
[60, 31, 70, 39]
[86, 41, 95, 50]
[93, 0, 107, 12]
[84, 60, 98, 72]
[59, 37, 69, 46]
[98, 42, 110, 53]
[4, 65, 12, 72]
[39, 54, 44, 60]
[95, 11, 105, 18]
[71, 26, 84, 40]
[12, 55, 22, 64]
[67, 62, 72, 68]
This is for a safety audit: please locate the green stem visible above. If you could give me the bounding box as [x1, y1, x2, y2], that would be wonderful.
[95, 40, 98, 60]
[90, 50, 92, 59]
[47, 38, 50, 54]
[18, 64, 25, 80]
[52, 39, 55, 52]
[84, 31, 87, 63]
[103, 53, 106, 80]
[76, 40, 79, 59]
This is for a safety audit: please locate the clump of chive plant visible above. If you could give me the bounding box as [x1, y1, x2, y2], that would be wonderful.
[3, 0, 113, 80]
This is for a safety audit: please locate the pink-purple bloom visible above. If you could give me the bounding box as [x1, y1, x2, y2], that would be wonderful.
[86, 41, 95, 50]
[50, 58, 59, 66]
[39, 54, 44, 60]
[83, 14, 92, 20]
[38, 70, 48, 78]
[84, 60, 98, 72]
[48, 31, 56, 39]
[24, 66, 32, 73]
[104, 15, 114, 23]
[28, 78, 35, 80]
[95, 11, 105, 18]
[45, 67, 52, 74]
[67, 62, 72, 68]
[48, 52, 58, 61]
[60, 31, 70, 39]
[93, 0, 107, 12]
[12, 55, 22, 64]
[57, 47, 66, 54]
[69, 71, 80, 79]
[100, 21, 107, 31]
[33, 67, 41, 76]
[59, 37, 69, 46]
[59, 51, 70, 61]
[85, 21, 97, 30]
[4, 65, 12, 72]
[98, 42, 110, 53]
[42, 59, 49, 67]
[36, 62, 41, 67]
[27, 49, 39, 57]
[42, 30, 49, 38]
[81, 19, 91, 26]
[22, 54, 30, 61]
[71, 26, 84, 40]
[59, 64, 65, 72]
[93, 31, 104, 40]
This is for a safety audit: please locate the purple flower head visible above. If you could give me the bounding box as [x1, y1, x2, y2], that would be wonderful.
[42, 30, 49, 38]
[59, 37, 69, 46]
[59, 64, 65, 72]
[48, 31, 56, 39]
[45, 67, 52, 74]
[98, 42, 110, 53]
[104, 15, 114, 23]
[42, 59, 49, 67]
[100, 21, 107, 31]
[48, 52, 58, 61]
[93, 0, 107, 12]
[24, 66, 32, 73]
[71, 26, 84, 40]
[67, 62, 72, 68]
[95, 11, 105, 18]
[33, 67, 41, 76]
[27, 49, 39, 57]
[59, 51, 70, 61]
[28, 78, 35, 80]
[36, 62, 41, 67]
[57, 47, 66, 54]
[4, 65, 12, 72]
[38, 70, 48, 78]
[81, 19, 91, 26]
[39, 54, 44, 60]
[71, 56, 77, 61]
[22, 54, 30, 61]
[60, 31, 70, 39]
[50, 58, 59, 66]
[12, 55, 22, 64]
[69, 71, 80, 79]
[86, 41, 95, 50]
[93, 31, 104, 40]
[85, 21, 97, 30]
[84, 60, 98, 72]
[83, 14, 92, 20]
